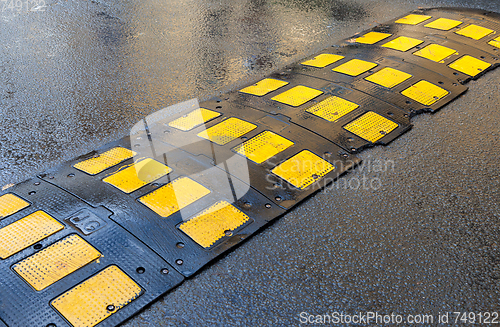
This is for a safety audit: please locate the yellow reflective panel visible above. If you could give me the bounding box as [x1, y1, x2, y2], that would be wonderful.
[343, 112, 398, 143]
[401, 80, 449, 106]
[381, 36, 424, 52]
[448, 55, 491, 77]
[13, 234, 101, 291]
[413, 44, 457, 62]
[239, 78, 289, 96]
[52, 266, 142, 327]
[233, 131, 294, 164]
[271, 150, 335, 190]
[305, 96, 359, 122]
[489, 36, 500, 49]
[271, 85, 323, 107]
[103, 158, 172, 194]
[456, 24, 494, 40]
[139, 177, 210, 218]
[332, 59, 378, 76]
[74, 147, 136, 176]
[365, 67, 413, 88]
[0, 194, 30, 220]
[425, 18, 462, 30]
[168, 108, 221, 131]
[395, 14, 432, 25]
[301, 54, 344, 68]
[197, 117, 257, 145]
[0, 211, 64, 259]
[355, 32, 392, 44]
[180, 201, 250, 248]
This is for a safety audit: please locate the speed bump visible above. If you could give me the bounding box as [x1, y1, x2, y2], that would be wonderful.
[355, 32, 392, 44]
[305, 96, 359, 122]
[233, 131, 294, 164]
[168, 108, 221, 131]
[489, 36, 500, 48]
[395, 14, 432, 25]
[0, 193, 29, 219]
[448, 55, 492, 77]
[382, 36, 424, 52]
[239, 78, 289, 96]
[401, 80, 449, 106]
[364, 67, 413, 88]
[197, 117, 257, 145]
[74, 147, 136, 175]
[343, 112, 399, 143]
[271, 85, 323, 106]
[301, 54, 344, 67]
[332, 59, 378, 76]
[425, 18, 463, 30]
[413, 44, 457, 62]
[456, 24, 494, 40]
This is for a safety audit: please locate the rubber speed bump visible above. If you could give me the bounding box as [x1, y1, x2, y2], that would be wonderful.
[343, 112, 399, 143]
[168, 108, 221, 131]
[239, 78, 288, 96]
[401, 80, 449, 106]
[413, 44, 457, 62]
[197, 117, 257, 145]
[456, 24, 494, 40]
[12, 234, 101, 291]
[0, 211, 64, 259]
[489, 36, 500, 48]
[301, 54, 344, 67]
[332, 59, 378, 76]
[0, 193, 29, 219]
[448, 55, 492, 77]
[425, 18, 463, 30]
[365, 67, 413, 88]
[139, 177, 211, 218]
[103, 158, 172, 194]
[179, 201, 250, 248]
[395, 14, 432, 25]
[233, 131, 294, 164]
[305, 96, 359, 122]
[355, 32, 392, 44]
[74, 147, 136, 175]
[382, 36, 424, 52]
[51, 265, 142, 327]
[271, 85, 323, 106]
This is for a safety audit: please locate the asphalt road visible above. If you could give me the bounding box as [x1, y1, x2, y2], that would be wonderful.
[1, 0, 500, 326]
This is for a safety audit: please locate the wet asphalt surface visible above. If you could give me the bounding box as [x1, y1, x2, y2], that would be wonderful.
[1, 0, 500, 326]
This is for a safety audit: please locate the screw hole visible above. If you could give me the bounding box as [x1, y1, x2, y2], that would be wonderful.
[453, 83, 458, 86]
[28, 191, 36, 195]
[136, 267, 145, 274]
[347, 137, 354, 142]
[46, 324, 57, 327]
[34, 244, 43, 250]
[216, 100, 221, 103]
[324, 151, 331, 156]
[265, 203, 272, 209]
[34, 182, 40, 186]
[275, 196, 282, 201]
[224, 230, 233, 237]
[387, 112, 393, 116]
[405, 101, 411, 104]
[134, 144, 141, 147]
[312, 174, 319, 179]
[480, 56, 485, 59]
[241, 136, 248, 140]
[176, 242, 185, 249]
[161, 268, 169, 275]
[438, 81, 444, 84]
[151, 183, 159, 187]
[453, 72, 459, 75]
[106, 305, 116, 312]
[216, 106, 222, 109]
[67, 173, 75, 178]
[164, 130, 171, 134]
[176, 259, 184, 265]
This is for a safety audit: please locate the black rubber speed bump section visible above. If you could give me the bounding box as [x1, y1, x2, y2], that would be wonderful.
[0, 179, 183, 327]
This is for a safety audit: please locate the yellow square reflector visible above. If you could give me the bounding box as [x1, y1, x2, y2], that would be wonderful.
[301, 54, 345, 68]
[0, 211, 64, 259]
[103, 158, 172, 194]
[456, 24, 494, 40]
[13, 234, 101, 291]
[365, 67, 413, 88]
[139, 177, 210, 218]
[74, 147, 136, 176]
[343, 112, 398, 143]
[489, 36, 500, 49]
[0, 194, 29, 220]
[305, 96, 359, 122]
[180, 201, 250, 248]
[332, 59, 378, 76]
[197, 117, 257, 145]
[271, 85, 323, 107]
[448, 55, 491, 77]
[401, 80, 449, 106]
[425, 18, 462, 30]
[355, 32, 392, 44]
[413, 44, 457, 62]
[239, 78, 289, 96]
[233, 131, 294, 164]
[381, 36, 424, 52]
[271, 150, 335, 190]
[52, 266, 142, 327]
[395, 14, 432, 25]
[168, 108, 221, 131]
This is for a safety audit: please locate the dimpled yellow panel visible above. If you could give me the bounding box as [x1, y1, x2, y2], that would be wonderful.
[301, 54, 345, 68]
[74, 147, 136, 175]
[239, 78, 289, 96]
[0, 211, 64, 259]
[489, 36, 500, 49]
[197, 118, 257, 145]
[271, 85, 323, 107]
[401, 80, 449, 106]
[395, 14, 432, 25]
[355, 32, 392, 44]
[233, 131, 294, 164]
[332, 59, 378, 76]
[425, 18, 462, 30]
[0, 194, 29, 220]
[271, 150, 335, 190]
[381, 36, 424, 52]
[448, 55, 491, 77]
[365, 67, 413, 88]
[413, 44, 457, 62]
[139, 177, 211, 218]
[305, 96, 359, 122]
[51, 266, 142, 327]
[168, 108, 221, 131]
[180, 201, 250, 248]
[13, 234, 101, 291]
[343, 112, 398, 143]
[456, 24, 494, 40]
[103, 158, 172, 194]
